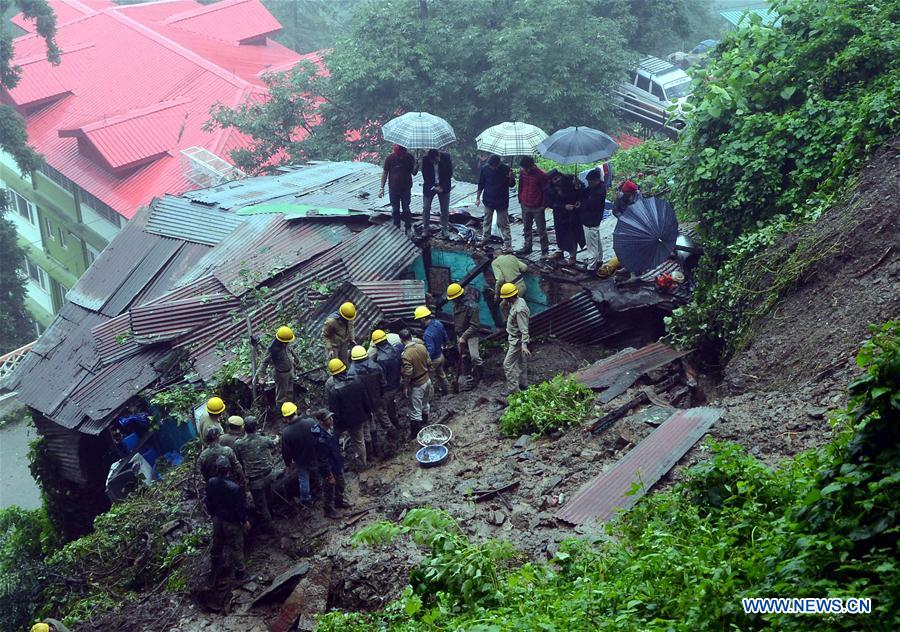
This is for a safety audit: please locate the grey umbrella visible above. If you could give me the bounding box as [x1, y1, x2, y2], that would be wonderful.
[536, 126, 618, 164]
[612, 196, 679, 273]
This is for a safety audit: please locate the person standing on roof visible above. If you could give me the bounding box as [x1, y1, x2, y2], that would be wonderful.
[219, 415, 244, 451]
[206, 455, 249, 584]
[198, 426, 245, 490]
[490, 248, 528, 304]
[476, 155, 516, 252]
[327, 358, 374, 469]
[322, 302, 357, 366]
[280, 402, 320, 506]
[234, 417, 278, 532]
[198, 397, 226, 444]
[348, 344, 388, 459]
[516, 156, 550, 257]
[369, 329, 403, 429]
[446, 283, 483, 381]
[421, 148, 454, 239]
[500, 282, 531, 397]
[379, 144, 419, 235]
[545, 169, 585, 267]
[400, 328, 433, 439]
[579, 169, 608, 275]
[256, 326, 302, 408]
[311, 408, 352, 519]
[415, 306, 450, 396]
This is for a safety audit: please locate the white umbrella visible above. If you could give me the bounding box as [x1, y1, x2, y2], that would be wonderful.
[476, 121, 548, 156]
[382, 112, 456, 150]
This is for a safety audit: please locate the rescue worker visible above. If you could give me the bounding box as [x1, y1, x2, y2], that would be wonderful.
[347, 345, 388, 459]
[235, 417, 278, 531]
[206, 456, 249, 584]
[219, 415, 244, 451]
[197, 396, 226, 444]
[31, 622, 71, 632]
[400, 328, 433, 439]
[500, 282, 531, 396]
[321, 301, 357, 365]
[311, 408, 352, 519]
[491, 248, 527, 304]
[198, 426, 245, 489]
[327, 358, 373, 468]
[280, 402, 320, 506]
[415, 305, 451, 396]
[447, 282, 482, 380]
[256, 326, 302, 407]
[369, 329, 403, 428]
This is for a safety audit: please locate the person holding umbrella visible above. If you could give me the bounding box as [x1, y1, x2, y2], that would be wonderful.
[476, 155, 516, 252]
[421, 148, 453, 239]
[544, 169, 585, 266]
[379, 145, 419, 235]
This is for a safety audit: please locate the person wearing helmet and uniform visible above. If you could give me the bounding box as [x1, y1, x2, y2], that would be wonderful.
[280, 402, 320, 505]
[206, 455, 250, 584]
[234, 417, 278, 531]
[369, 329, 403, 428]
[500, 282, 531, 396]
[490, 248, 528, 305]
[327, 358, 373, 469]
[322, 302, 357, 366]
[219, 415, 245, 451]
[256, 326, 303, 407]
[446, 282, 483, 381]
[415, 305, 451, 396]
[198, 426, 245, 490]
[347, 344, 388, 459]
[400, 328, 433, 439]
[32, 622, 71, 632]
[198, 396, 227, 444]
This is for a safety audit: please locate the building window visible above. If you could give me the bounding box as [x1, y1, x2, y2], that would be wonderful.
[85, 242, 101, 266]
[25, 259, 49, 291]
[38, 162, 77, 196]
[44, 216, 56, 241]
[7, 188, 38, 225]
[58, 227, 68, 248]
[78, 187, 122, 228]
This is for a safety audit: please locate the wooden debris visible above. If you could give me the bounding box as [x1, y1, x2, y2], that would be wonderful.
[589, 392, 649, 434]
[269, 559, 332, 632]
[251, 560, 310, 608]
[472, 480, 520, 503]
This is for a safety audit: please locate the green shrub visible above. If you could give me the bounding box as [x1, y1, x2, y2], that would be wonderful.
[0, 507, 48, 632]
[499, 375, 594, 436]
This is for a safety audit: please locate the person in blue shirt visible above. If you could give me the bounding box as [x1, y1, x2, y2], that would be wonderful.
[415, 305, 450, 396]
[475, 155, 516, 252]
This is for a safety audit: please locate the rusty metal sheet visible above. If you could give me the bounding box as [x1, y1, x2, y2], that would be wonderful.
[129, 294, 241, 338]
[32, 413, 88, 483]
[529, 290, 609, 344]
[129, 241, 214, 307]
[92, 313, 139, 365]
[335, 224, 420, 281]
[555, 407, 724, 525]
[100, 236, 185, 317]
[351, 280, 426, 321]
[572, 342, 690, 400]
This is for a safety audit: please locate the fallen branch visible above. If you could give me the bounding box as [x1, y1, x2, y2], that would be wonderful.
[589, 391, 649, 434]
[472, 480, 520, 503]
[856, 245, 893, 278]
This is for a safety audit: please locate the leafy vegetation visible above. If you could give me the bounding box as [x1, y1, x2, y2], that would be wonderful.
[499, 375, 594, 436]
[666, 0, 900, 357]
[320, 320, 900, 631]
[0, 506, 50, 632]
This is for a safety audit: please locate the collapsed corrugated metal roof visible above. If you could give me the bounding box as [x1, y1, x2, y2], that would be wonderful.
[351, 280, 426, 321]
[571, 342, 690, 402]
[529, 290, 608, 344]
[145, 195, 245, 245]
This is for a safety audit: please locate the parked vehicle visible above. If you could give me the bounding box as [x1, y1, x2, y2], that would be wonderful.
[615, 56, 693, 136]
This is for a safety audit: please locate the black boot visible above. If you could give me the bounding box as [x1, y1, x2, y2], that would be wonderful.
[370, 433, 383, 460]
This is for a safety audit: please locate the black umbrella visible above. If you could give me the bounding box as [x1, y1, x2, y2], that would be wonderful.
[612, 196, 679, 273]
[536, 126, 618, 164]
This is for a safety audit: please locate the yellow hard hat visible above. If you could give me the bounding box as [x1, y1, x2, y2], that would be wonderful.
[328, 358, 347, 375]
[32, 625, 51, 632]
[500, 282, 518, 299]
[206, 396, 226, 415]
[281, 401, 298, 417]
[226, 415, 245, 429]
[447, 282, 464, 300]
[371, 329, 387, 344]
[339, 302, 357, 321]
[350, 345, 368, 361]
[414, 305, 432, 320]
[276, 326, 295, 343]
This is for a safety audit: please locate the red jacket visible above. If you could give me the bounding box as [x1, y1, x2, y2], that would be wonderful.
[518, 166, 547, 208]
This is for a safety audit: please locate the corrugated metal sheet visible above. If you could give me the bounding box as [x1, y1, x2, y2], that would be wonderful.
[145, 195, 245, 245]
[130, 293, 241, 338]
[166, 0, 282, 44]
[337, 224, 420, 281]
[308, 283, 383, 349]
[92, 313, 138, 365]
[100, 235, 185, 317]
[555, 407, 724, 525]
[351, 280, 426, 321]
[572, 342, 690, 401]
[530, 290, 608, 344]
[129, 247, 220, 307]
[33, 413, 88, 484]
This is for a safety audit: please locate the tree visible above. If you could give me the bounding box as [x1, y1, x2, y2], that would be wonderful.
[209, 0, 635, 177]
[1, 1, 58, 351]
[261, 0, 363, 54]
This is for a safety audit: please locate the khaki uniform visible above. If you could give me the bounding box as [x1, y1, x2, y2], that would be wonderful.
[219, 431, 243, 452]
[197, 411, 223, 444]
[402, 340, 433, 425]
[503, 297, 531, 395]
[322, 315, 355, 365]
[492, 254, 528, 299]
[235, 433, 278, 525]
[198, 444, 245, 488]
[453, 299, 482, 367]
[256, 342, 301, 406]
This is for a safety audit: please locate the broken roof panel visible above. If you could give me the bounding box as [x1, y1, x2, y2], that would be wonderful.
[130, 294, 241, 338]
[335, 224, 420, 281]
[572, 341, 690, 402]
[529, 290, 608, 344]
[555, 407, 723, 525]
[350, 280, 426, 321]
[100, 236, 184, 317]
[145, 195, 245, 245]
[92, 313, 138, 365]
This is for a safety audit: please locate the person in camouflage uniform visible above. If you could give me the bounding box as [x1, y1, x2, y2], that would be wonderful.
[206, 456, 249, 584]
[198, 426, 245, 490]
[234, 417, 278, 531]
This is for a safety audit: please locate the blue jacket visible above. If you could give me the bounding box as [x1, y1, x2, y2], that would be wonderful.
[423, 320, 449, 359]
[311, 423, 343, 477]
[477, 163, 515, 209]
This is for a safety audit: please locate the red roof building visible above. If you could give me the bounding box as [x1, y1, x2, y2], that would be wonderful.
[4, 0, 312, 219]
